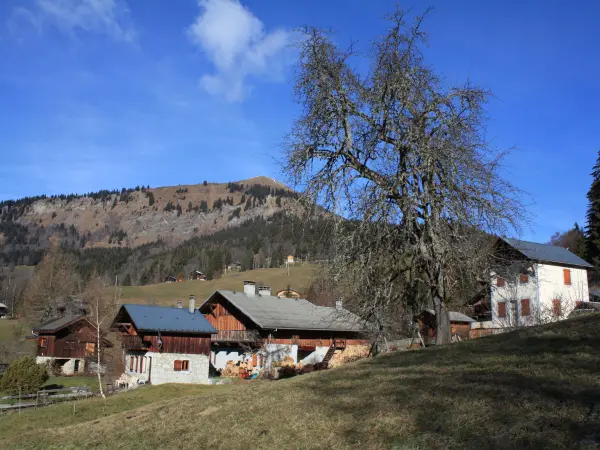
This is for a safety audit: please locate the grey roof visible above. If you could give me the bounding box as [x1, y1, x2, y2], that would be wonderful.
[0, 303, 7, 309]
[425, 310, 475, 323]
[33, 315, 88, 333]
[203, 290, 364, 332]
[503, 238, 593, 268]
[122, 304, 217, 334]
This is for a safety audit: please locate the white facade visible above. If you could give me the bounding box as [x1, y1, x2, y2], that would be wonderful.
[490, 263, 589, 328]
[210, 343, 330, 370]
[124, 351, 210, 385]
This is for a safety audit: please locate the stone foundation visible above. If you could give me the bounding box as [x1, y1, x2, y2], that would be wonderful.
[124, 351, 209, 385]
[36, 356, 86, 375]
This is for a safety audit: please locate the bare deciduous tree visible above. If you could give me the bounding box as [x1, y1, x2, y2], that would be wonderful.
[83, 276, 120, 399]
[22, 246, 80, 324]
[284, 8, 525, 344]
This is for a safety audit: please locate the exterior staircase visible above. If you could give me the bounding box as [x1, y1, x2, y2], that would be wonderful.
[320, 341, 338, 368]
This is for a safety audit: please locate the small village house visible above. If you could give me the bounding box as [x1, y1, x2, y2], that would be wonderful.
[111, 300, 217, 385]
[275, 288, 301, 299]
[199, 281, 368, 372]
[164, 275, 177, 283]
[0, 302, 8, 318]
[189, 270, 206, 281]
[487, 238, 592, 329]
[416, 310, 475, 345]
[33, 315, 112, 375]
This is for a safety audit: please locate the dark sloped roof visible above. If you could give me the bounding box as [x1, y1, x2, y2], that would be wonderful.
[424, 310, 475, 323]
[202, 290, 364, 332]
[122, 304, 217, 334]
[33, 315, 89, 333]
[503, 238, 593, 268]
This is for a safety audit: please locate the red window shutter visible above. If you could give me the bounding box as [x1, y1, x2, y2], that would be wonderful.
[553, 299, 562, 317]
[182, 360, 189, 371]
[174, 360, 182, 371]
[496, 276, 505, 287]
[563, 269, 571, 285]
[520, 299, 530, 316]
[519, 274, 529, 284]
[576, 301, 582, 308]
[498, 301, 507, 318]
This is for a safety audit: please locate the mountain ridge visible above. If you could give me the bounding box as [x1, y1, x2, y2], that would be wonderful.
[0, 176, 300, 267]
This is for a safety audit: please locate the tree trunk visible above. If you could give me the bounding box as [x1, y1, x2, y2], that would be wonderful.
[433, 295, 450, 345]
[97, 323, 106, 399]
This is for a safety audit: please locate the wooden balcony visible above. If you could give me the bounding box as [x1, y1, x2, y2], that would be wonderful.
[121, 335, 149, 350]
[211, 330, 261, 343]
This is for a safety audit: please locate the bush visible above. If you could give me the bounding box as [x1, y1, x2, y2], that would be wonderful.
[0, 356, 49, 394]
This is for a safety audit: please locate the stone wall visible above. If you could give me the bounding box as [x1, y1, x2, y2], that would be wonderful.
[36, 356, 86, 375]
[124, 351, 209, 385]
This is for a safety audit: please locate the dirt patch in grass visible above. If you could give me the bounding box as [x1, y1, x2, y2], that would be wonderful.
[2, 315, 600, 449]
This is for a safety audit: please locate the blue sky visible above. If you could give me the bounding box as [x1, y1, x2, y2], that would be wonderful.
[0, 0, 598, 242]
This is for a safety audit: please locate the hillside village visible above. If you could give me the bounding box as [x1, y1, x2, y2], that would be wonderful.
[1, 1, 600, 449]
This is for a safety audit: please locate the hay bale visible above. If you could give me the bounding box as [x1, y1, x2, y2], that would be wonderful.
[328, 345, 370, 368]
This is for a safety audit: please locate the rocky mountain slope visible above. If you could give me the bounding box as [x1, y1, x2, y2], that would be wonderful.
[0, 176, 299, 267]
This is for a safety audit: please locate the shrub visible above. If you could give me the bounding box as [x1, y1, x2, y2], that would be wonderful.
[0, 356, 49, 394]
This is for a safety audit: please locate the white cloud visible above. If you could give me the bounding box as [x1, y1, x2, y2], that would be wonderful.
[10, 0, 135, 42]
[187, 0, 293, 102]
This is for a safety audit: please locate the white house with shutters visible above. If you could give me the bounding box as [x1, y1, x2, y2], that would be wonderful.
[488, 238, 592, 328]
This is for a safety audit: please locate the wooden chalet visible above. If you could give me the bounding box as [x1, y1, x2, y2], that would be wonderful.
[416, 310, 476, 345]
[111, 300, 217, 385]
[199, 281, 368, 370]
[189, 270, 206, 281]
[0, 302, 7, 318]
[32, 315, 112, 375]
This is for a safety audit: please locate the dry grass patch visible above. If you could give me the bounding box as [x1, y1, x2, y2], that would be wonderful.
[2, 315, 600, 449]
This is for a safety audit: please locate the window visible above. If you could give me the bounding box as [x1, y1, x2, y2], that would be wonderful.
[39, 338, 47, 348]
[510, 300, 518, 322]
[139, 357, 144, 374]
[563, 269, 571, 285]
[519, 274, 529, 284]
[520, 299, 530, 316]
[497, 301, 507, 318]
[130, 355, 134, 371]
[576, 301, 582, 308]
[174, 360, 190, 371]
[553, 299, 562, 317]
[496, 276, 505, 287]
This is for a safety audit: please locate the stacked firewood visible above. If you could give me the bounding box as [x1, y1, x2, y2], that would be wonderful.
[328, 345, 370, 368]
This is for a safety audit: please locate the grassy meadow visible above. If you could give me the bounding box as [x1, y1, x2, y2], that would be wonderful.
[119, 265, 316, 305]
[1, 314, 599, 449]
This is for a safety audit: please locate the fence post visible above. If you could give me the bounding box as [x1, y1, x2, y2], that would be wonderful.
[35, 391, 39, 410]
[73, 399, 76, 416]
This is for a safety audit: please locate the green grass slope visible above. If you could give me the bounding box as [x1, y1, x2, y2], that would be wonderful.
[2, 314, 600, 449]
[119, 265, 316, 305]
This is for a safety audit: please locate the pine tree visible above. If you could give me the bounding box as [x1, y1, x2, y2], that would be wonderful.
[586, 151, 600, 265]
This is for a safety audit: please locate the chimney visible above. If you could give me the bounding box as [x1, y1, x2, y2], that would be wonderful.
[176, 300, 183, 309]
[335, 298, 343, 310]
[189, 295, 196, 314]
[258, 286, 272, 297]
[244, 281, 256, 297]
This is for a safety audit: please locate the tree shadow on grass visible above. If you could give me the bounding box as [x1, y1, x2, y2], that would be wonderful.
[293, 316, 600, 449]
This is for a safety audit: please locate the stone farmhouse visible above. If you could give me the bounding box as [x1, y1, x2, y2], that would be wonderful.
[111, 301, 217, 385]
